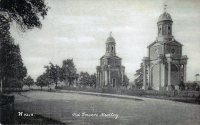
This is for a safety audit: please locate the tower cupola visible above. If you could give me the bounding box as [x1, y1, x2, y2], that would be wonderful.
[105, 32, 116, 56]
[157, 5, 173, 40]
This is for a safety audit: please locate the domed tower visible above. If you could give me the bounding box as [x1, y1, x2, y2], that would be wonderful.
[142, 7, 188, 91]
[157, 12, 173, 40]
[105, 33, 116, 56]
[96, 32, 128, 88]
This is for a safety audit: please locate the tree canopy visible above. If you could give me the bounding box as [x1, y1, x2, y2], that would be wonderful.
[36, 73, 48, 89]
[61, 59, 78, 86]
[0, 0, 49, 32]
[79, 72, 97, 87]
[134, 62, 147, 89]
[0, 39, 27, 88]
[79, 72, 90, 86]
[0, 0, 49, 91]
[24, 75, 34, 89]
[44, 62, 60, 87]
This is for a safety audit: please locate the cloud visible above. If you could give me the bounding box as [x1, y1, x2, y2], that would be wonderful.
[54, 36, 95, 43]
[78, 37, 95, 42]
[59, 16, 102, 24]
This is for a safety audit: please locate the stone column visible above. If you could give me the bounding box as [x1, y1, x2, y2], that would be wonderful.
[168, 62, 171, 90]
[162, 64, 166, 90]
[178, 65, 180, 85]
[102, 70, 105, 86]
[102, 69, 106, 86]
[148, 66, 150, 87]
[109, 69, 111, 85]
[149, 66, 151, 87]
[143, 61, 147, 90]
[96, 71, 99, 86]
[105, 70, 108, 85]
[99, 72, 101, 87]
[184, 64, 187, 83]
[158, 60, 161, 90]
[122, 70, 124, 82]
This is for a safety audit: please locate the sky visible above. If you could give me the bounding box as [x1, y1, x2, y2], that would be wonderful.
[10, 0, 200, 82]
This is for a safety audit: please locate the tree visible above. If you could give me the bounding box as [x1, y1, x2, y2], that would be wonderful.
[44, 62, 60, 87]
[79, 72, 90, 86]
[134, 62, 147, 89]
[80, 72, 90, 86]
[36, 73, 48, 90]
[89, 73, 97, 87]
[0, 0, 49, 91]
[0, 0, 49, 32]
[0, 39, 27, 88]
[24, 75, 34, 89]
[61, 59, 78, 86]
[79, 72, 97, 87]
[123, 75, 129, 87]
[7, 78, 23, 89]
[43, 65, 53, 88]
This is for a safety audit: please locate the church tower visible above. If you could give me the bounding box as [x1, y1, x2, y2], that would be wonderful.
[96, 33, 128, 88]
[143, 6, 188, 90]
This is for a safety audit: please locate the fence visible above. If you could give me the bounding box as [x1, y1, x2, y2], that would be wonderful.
[64, 86, 200, 98]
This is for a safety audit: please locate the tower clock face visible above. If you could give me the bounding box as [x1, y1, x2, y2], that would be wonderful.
[171, 49, 175, 54]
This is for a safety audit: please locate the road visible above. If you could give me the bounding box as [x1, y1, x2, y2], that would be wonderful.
[13, 91, 200, 125]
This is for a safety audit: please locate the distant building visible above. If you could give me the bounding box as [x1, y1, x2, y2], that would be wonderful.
[143, 10, 188, 90]
[96, 33, 128, 88]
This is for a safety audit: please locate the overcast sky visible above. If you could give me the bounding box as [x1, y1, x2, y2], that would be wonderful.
[10, 0, 200, 82]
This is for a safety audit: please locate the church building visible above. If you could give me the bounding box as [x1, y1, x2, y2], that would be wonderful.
[143, 9, 188, 90]
[96, 33, 128, 88]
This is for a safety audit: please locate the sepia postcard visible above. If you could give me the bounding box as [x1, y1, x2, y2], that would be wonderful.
[0, 0, 200, 125]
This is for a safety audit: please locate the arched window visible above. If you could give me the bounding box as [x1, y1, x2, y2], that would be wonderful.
[158, 25, 162, 35]
[168, 26, 171, 35]
[159, 28, 161, 34]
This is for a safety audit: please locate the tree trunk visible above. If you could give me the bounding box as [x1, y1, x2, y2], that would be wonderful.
[55, 81, 57, 87]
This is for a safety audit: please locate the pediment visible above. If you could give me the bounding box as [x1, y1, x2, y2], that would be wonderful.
[147, 40, 183, 48]
[167, 40, 183, 46]
[147, 41, 162, 48]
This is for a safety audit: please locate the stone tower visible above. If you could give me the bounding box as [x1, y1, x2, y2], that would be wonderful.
[96, 33, 128, 88]
[143, 10, 188, 90]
